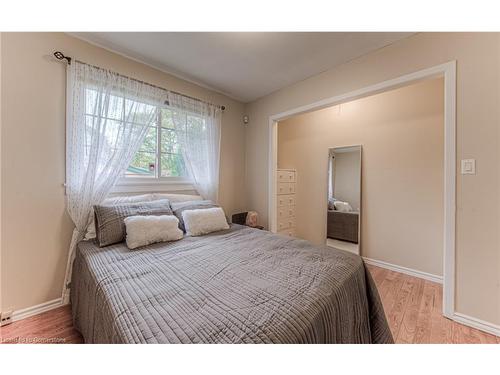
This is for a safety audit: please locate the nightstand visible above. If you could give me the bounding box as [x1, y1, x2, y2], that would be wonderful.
[231, 212, 265, 230]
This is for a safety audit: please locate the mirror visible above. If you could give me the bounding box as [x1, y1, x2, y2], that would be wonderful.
[326, 145, 362, 254]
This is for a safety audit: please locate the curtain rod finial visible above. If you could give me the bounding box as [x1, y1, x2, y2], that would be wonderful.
[54, 51, 72, 65]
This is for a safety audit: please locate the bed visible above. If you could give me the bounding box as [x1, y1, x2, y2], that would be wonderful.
[71, 224, 392, 344]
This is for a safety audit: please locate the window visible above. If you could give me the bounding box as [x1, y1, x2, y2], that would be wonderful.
[83, 87, 197, 188]
[82, 85, 213, 194]
[125, 107, 189, 180]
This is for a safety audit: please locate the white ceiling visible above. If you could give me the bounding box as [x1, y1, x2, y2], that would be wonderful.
[71, 32, 414, 103]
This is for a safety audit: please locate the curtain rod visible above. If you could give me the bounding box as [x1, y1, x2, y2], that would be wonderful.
[53, 51, 226, 111]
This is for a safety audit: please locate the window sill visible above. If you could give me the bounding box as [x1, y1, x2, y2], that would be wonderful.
[111, 178, 196, 194]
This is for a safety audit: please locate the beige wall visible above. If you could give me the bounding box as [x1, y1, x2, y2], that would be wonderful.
[0, 32, 3, 311]
[0, 32, 246, 311]
[1, 32, 499, 328]
[245, 32, 500, 325]
[278, 78, 444, 276]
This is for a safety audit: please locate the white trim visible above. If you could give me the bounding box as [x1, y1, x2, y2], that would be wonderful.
[112, 184, 195, 194]
[452, 313, 500, 337]
[268, 120, 278, 233]
[112, 180, 196, 194]
[363, 257, 443, 284]
[268, 61, 456, 318]
[442, 62, 457, 319]
[11, 298, 65, 323]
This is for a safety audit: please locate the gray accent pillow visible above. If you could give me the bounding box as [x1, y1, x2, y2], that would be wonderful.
[171, 200, 219, 232]
[94, 199, 172, 247]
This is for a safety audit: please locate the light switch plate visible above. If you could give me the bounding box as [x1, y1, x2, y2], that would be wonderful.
[461, 159, 476, 175]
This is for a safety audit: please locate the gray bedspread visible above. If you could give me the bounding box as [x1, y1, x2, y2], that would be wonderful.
[71, 225, 392, 344]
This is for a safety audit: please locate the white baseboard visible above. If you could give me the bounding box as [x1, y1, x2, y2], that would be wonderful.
[453, 312, 500, 337]
[11, 298, 66, 323]
[363, 257, 443, 284]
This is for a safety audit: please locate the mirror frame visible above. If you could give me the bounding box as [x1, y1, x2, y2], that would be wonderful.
[325, 145, 362, 255]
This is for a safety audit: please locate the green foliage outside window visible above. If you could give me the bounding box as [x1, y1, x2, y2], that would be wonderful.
[127, 108, 188, 178]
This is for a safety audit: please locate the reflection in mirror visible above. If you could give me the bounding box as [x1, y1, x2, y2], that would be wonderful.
[326, 146, 361, 254]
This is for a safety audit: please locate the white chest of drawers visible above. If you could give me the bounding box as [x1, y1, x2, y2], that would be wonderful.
[276, 169, 297, 237]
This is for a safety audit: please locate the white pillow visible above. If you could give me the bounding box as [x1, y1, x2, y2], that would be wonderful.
[333, 201, 353, 212]
[182, 207, 230, 236]
[124, 215, 183, 249]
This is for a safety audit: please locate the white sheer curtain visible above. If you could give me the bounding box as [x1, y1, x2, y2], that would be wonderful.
[168, 93, 222, 203]
[62, 61, 168, 303]
[328, 153, 334, 199]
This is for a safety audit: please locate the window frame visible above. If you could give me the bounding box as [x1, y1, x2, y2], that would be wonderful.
[113, 105, 194, 193]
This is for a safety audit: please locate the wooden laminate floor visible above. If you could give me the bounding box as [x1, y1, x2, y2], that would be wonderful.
[1, 265, 498, 344]
[367, 265, 499, 344]
[0, 304, 83, 344]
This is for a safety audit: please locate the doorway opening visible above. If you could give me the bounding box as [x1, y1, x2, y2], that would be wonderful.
[268, 62, 456, 318]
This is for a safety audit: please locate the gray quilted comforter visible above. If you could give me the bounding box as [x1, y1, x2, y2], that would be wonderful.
[71, 225, 392, 343]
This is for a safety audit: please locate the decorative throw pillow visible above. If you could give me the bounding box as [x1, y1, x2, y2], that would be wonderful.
[124, 215, 183, 249]
[85, 193, 203, 240]
[171, 200, 219, 232]
[182, 207, 230, 236]
[93, 199, 173, 247]
[85, 193, 155, 239]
